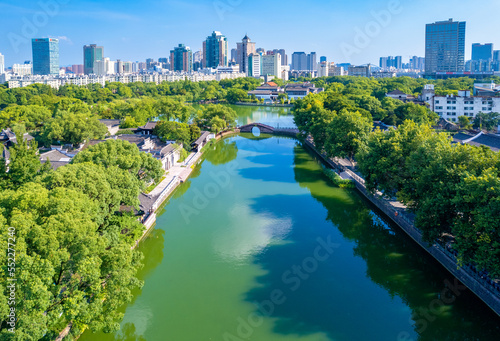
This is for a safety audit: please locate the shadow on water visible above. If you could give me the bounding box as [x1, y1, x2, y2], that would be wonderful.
[243, 145, 500, 341]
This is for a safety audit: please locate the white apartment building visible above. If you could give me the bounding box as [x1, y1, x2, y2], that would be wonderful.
[12, 63, 32, 76]
[431, 90, 500, 122]
[0, 53, 4, 74]
[317, 62, 329, 77]
[281, 65, 290, 81]
[7, 71, 247, 89]
[248, 53, 261, 78]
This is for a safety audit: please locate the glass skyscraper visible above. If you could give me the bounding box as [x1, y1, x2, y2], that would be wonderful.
[83, 44, 104, 75]
[202, 31, 228, 68]
[32, 38, 59, 75]
[471, 43, 493, 61]
[170, 44, 193, 72]
[425, 19, 466, 74]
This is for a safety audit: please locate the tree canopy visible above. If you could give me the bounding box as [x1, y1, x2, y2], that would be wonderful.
[71, 139, 163, 185]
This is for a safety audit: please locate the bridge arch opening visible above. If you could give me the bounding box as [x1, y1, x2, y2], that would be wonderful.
[251, 126, 261, 137]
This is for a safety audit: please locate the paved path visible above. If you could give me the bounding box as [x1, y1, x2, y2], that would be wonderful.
[148, 152, 201, 197]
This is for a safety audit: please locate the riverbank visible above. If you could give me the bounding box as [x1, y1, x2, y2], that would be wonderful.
[302, 137, 500, 318]
[234, 102, 293, 107]
[135, 130, 238, 247]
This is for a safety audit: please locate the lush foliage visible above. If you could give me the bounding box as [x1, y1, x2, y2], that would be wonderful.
[71, 139, 163, 186]
[293, 81, 500, 279]
[41, 110, 108, 146]
[154, 121, 192, 147]
[356, 121, 500, 277]
[195, 104, 237, 133]
[0, 137, 148, 339]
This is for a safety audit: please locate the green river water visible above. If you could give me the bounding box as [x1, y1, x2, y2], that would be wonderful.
[81, 106, 500, 341]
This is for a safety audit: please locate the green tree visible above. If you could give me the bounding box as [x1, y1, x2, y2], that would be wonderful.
[41, 110, 108, 146]
[458, 115, 472, 129]
[1, 131, 50, 189]
[153, 121, 192, 146]
[452, 168, 500, 277]
[209, 116, 227, 134]
[155, 97, 190, 123]
[357, 121, 435, 198]
[39, 162, 141, 227]
[196, 104, 237, 130]
[189, 124, 201, 142]
[0, 105, 52, 130]
[473, 112, 500, 131]
[0, 183, 143, 338]
[324, 109, 373, 162]
[71, 139, 163, 185]
[226, 88, 249, 104]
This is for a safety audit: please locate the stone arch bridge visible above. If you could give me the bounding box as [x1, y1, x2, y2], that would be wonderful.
[238, 123, 299, 136]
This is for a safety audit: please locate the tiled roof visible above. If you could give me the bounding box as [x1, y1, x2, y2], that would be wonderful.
[468, 134, 500, 152]
[387, 90, 407, 95]
[453, 132, 475, 142]
[39, 149, 72, 162]
[139, 121, 158, 130]
[98, 119, 121, 127]
[192, 131, 210, 146]
[115, 135, 147, 145]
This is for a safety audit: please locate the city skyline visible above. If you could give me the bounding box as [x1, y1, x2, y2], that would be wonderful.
[1, 0, 500, 67]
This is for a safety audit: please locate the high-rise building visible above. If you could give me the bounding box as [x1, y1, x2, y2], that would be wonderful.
[292, 52, 307, 71]
[307, 52, 317, 71]
[32, 38, 59, 75]
[248, 53, 261, 77]
[494, 50, 500, 62]
[0, 53, 4, 74]
[272, 49, 287, 66]
[348, 65, 372, 77]
[256, 48, 265, 54]
[146, 58, 156, 70]
[472, 43, 493, 61]
[116, 60, 124, 74]
[425, 19, 466, 74]
[410, 56, 425, 71]
[71, 64, 84, 74]
[231, 48, 237, 63]
[193, 51, 202, 63]
[236, 35, 256, 74]
[158, 57, 169, 69]
[170, 44, 193, 72]
[320, 56, 327, 63]
[261, 54, 281, 77]
[83, 44, 103, 75]
[379, 56, 403, 69]
[203, 31, 228, 68]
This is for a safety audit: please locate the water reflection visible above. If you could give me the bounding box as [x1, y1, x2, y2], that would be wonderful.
[203, 139, 238, 165]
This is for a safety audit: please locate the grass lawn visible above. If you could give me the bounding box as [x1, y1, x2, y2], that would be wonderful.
[144, 175, 167, 194]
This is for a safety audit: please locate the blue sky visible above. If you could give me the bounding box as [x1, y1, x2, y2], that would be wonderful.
[1, 0, 500, 67]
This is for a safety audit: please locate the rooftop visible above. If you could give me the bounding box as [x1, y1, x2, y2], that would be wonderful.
[192, 131, 210, 146]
